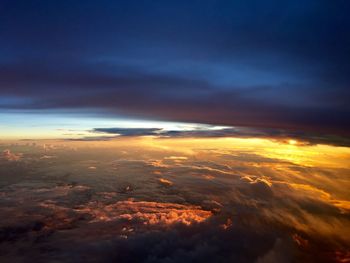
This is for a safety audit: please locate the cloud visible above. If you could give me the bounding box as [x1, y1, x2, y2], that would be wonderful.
[1, 1, 350, 135]
[40, 155, 56, 159]
[0, 140, 349, 262]
[255, 238, 294, 263]
[85, 126, 350, 147]
[159, 127, 350, 147]
[82, 200, 212, 226]
[158, 178, 173, 187]
[93, 128, 162, 136]
[1, 149, 22, 161]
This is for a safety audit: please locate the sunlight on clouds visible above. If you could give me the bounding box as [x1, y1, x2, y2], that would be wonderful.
[0, 112, 214, 139]
[143, 137, 350, 168]
[81, 201, 212, 226]
[0, 135, 349, 262]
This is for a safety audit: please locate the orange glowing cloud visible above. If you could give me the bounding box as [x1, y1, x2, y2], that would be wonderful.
[78, 200, 212, 226]
[158, 178, 173, 186]
[1, 149, 22, 161]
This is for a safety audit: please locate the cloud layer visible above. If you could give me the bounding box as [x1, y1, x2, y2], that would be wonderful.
[0, 139, 349, 262]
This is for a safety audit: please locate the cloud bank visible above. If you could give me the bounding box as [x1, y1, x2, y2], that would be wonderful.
[89, 126, 350, 147]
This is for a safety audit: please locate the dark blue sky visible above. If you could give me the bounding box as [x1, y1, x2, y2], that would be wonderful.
[0, 0, 349, 134]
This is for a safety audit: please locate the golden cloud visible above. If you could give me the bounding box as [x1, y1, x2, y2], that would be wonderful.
[78, 200, 212, 226]
[1, 149, 22, 161]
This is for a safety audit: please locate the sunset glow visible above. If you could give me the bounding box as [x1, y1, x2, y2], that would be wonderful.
[1, 1, 350, 262]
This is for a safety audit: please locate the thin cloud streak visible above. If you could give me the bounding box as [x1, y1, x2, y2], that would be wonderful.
[87, 126, 350, 147]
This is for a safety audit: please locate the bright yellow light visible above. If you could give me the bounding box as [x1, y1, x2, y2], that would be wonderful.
[139, 137, 350, 168]
[288, 139, 298, 145]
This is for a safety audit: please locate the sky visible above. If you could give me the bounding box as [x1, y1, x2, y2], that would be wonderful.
[1, 0, 350, 138]
[1, 2, 350, 262]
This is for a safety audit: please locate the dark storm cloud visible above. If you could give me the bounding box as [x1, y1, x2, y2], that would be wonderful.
[88, 126, 350, 147]
[72, 219, 296, 263]
[159, 127, 350, 147]
[0, 0, 350, 134]
[94, 128, 162, 136]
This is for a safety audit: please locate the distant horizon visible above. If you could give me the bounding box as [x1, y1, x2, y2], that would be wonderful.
[1, 1, 349, 262]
